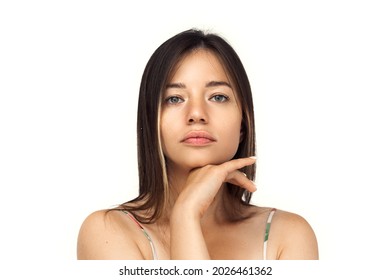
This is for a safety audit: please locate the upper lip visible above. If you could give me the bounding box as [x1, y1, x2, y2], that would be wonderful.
[181, 130, 216, 142]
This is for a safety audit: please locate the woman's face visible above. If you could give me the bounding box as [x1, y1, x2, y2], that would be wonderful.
[160, 49, 242, 172]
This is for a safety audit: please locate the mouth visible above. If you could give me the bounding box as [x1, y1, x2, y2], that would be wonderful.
[181, 131, 216, 145]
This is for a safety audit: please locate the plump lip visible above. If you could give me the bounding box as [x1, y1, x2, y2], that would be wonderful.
[181, 131, 216, 145]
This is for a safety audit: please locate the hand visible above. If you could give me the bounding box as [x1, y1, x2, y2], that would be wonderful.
[174, 157, 257, 219]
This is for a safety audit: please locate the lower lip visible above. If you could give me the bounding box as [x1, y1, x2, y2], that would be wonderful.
[183, 137, 215, 145]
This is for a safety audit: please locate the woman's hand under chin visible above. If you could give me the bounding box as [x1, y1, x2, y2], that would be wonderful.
[172, 156, 257, 220]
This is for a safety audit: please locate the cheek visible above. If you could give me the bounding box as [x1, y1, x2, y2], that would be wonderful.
[227, 124, 242, 147]
[160, 112, 178, 153]
[219, 113, 242, 152]
[160, 118, 170, 151]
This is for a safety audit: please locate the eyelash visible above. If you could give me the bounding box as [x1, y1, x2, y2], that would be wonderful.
[164, 94, 230, 105]
[210, 94, 229, 102]
[165, 96, 184, 104]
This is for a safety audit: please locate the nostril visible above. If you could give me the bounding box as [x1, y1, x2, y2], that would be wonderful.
[188, 118, 206, 124]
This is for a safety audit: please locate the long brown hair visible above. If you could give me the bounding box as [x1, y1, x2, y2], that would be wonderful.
[120, 29, 256, 223]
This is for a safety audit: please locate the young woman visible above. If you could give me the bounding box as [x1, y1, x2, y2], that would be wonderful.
[77, 29, 318, 260]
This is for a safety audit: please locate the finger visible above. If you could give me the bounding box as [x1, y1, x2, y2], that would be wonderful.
[221, 156, 256, 174]
[225, 170, 257, 192]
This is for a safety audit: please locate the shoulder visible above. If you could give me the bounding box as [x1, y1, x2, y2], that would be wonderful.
[268, 209, 319, 259]
[77, 209, 146, 260]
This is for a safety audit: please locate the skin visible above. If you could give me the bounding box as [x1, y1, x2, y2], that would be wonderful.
[77, 49, 319, 260]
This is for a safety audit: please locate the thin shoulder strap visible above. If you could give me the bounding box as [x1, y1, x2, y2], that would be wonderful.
[121, 210, 158, 260]
[263, 208, 276, 260]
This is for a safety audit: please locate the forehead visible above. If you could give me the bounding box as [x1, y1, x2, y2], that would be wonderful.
[168, 49, 231, 83]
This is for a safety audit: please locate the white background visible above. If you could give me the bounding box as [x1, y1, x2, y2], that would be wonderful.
[1, 0, 389, 277]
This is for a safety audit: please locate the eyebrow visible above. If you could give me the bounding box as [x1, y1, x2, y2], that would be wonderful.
[166, 80, 232, 89]
[166, 82, 186, 89]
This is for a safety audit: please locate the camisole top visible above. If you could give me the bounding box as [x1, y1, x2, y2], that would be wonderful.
[122, 208, 277, 260]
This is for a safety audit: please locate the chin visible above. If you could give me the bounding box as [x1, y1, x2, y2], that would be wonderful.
[165, 147, 239, 171]
[182, 155, 235, 170]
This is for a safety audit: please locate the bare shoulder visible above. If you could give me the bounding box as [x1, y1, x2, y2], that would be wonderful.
[269, 209, 319, 260]
[77, 209, 145, 260]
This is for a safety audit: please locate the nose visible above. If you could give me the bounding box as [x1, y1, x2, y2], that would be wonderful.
[187, 98, 208, 124]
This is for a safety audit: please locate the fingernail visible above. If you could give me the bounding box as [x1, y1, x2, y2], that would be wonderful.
[249, 156, 256, 160]
[252, 186, 257, 192]
[251, 180, 257, 191]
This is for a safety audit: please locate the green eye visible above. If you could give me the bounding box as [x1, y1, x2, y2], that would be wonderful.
[166, 96, 183, 104]
[211, 94, 229, 102]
